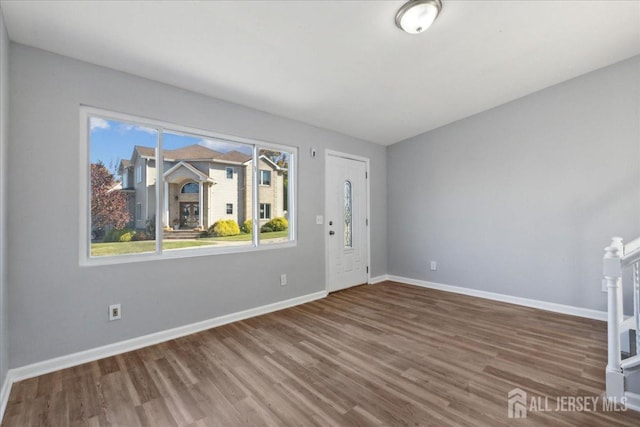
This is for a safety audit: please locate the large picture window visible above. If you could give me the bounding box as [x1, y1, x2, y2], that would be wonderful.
[82, 107, 296, 264]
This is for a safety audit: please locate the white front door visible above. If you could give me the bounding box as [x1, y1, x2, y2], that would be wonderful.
[326, 153, 369, 292]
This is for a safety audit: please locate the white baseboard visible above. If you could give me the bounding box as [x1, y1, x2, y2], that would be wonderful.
[6, 290, 327, 386]
[387, 275, 608, 321]
[369, 274, 389, 284]
[625, 392, 640, 412]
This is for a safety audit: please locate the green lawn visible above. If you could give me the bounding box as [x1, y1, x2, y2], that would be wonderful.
[91, 230, 289, 256]
[197, 230, 288, 242]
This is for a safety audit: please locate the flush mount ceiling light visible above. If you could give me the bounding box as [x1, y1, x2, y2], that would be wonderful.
[395, 0, 442, 34]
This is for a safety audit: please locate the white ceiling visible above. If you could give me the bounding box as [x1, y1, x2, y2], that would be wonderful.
[1, 1, 639, 145]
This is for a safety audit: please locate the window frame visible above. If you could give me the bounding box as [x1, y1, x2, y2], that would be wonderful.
[180, 182, 199, 194]
[226, 167, 234, 179]
[80, 106, 297, 266]
[259, 170, 271, 186]
[135, 164, 142, 183]
[259, 203, 271, 220]
[226, 203, 233, 215]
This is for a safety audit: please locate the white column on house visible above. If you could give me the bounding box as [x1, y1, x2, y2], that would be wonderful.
[198, 181, 204, 228]
[164, 181, 169, 228]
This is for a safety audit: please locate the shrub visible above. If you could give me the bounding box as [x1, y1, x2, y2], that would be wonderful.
[261, 217, 288, 232]
[119, 231, 136, 242]
[132, 230, 152, 241]
[241, 219, 253, 234]
[209, 219, 240, 237]
[104, 228, 136, 242]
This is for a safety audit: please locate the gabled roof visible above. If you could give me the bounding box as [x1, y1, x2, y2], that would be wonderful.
[117, 159, 131, 175]
[131, 144, 250, 165]
[244, 154, 287, 171]
[134, 146, 155, 158]
[216, 150, 251, 164]
[164, 145, 222, 161]
[163, 161, 216, 184]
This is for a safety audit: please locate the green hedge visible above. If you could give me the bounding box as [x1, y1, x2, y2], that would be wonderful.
[241, 219, 253, 234]
[209, 219, 241, 237]
[260, 217, 288, 233]
[104, 228, 137, 242]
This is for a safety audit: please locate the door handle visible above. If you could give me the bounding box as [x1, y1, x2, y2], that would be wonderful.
[329, 230, 335, 236]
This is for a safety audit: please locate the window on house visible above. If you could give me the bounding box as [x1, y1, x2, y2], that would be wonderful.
[122, 172, 129, 189]
[83, 107, 296, 264]
[259, 203, 271, 220]
[259, 170, 271, 186]
[181, 182, 199, 193]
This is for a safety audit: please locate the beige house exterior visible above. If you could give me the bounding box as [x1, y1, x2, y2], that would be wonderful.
[118, 145, 286, 231]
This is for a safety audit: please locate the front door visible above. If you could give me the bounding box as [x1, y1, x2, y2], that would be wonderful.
[180, 202, 199, 228]
[326, 153, 369, 292]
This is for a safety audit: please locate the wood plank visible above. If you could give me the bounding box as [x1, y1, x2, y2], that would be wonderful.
[3, 281, 640, 426]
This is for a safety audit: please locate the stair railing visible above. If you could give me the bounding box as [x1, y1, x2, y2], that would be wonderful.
[604, 236, 640, 401]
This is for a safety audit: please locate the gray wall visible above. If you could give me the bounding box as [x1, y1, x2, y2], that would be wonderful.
[388, 56, 640, 313]
[0, 6, 8, 384]
[7, 44, 387, 368]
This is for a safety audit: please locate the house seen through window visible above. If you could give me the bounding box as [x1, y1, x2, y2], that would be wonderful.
[85, 108, 295, 261]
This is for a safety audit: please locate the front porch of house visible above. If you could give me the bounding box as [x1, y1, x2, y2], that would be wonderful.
[162, 161, 216, 230]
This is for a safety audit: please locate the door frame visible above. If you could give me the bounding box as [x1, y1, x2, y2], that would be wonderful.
[179, 201, 199, 228]
[325, 150, 371, 292]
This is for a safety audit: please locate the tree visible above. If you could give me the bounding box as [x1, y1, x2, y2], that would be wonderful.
[91, 162, 130, 231]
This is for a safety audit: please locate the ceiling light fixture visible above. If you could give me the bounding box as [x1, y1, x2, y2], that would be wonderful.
[395, 0, 442, 34]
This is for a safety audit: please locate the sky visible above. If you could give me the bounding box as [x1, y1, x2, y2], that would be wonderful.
[90, 117, 253, 175]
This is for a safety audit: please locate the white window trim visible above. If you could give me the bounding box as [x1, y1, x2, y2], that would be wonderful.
[79, 105, 297, 266]
[226, 203, 233, 214]
[259, 170, 271, 186]
[259, 203, 271, 220]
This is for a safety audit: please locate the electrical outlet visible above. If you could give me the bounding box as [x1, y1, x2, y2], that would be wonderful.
[430, 261, 437, 271]
[280, 274, 287, 286]
[109, 303, 122, 321]
[316, 215, 323, 225]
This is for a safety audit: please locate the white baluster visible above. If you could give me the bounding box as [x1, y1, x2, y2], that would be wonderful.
[612, 237, 625, 326]
[604, 241, 625, 400]
[635, 261, 640, 356]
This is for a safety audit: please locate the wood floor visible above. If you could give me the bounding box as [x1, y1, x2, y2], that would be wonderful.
[3, 281, 640, 426]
